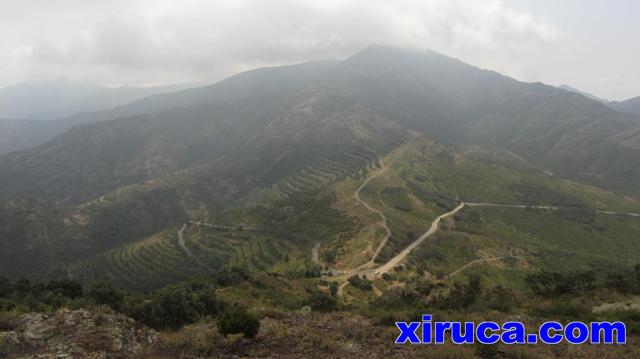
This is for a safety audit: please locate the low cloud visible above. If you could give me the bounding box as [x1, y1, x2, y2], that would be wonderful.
[0, 0, 612, 97]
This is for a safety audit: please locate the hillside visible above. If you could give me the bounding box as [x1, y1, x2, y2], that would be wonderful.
[1, 46, 640, 288]
[557, 84, 608, 103]
[1, 47, 640, 358]
[611, 96, 640, 115]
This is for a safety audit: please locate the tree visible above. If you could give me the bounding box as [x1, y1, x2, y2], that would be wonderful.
[47, 280, 83, 299]
[328, 282, 338, 297]
[217, 305, 260, 338]
[127, 282, 219, 330]
[308, 291, 337, 312]
[87, 281, 124, 310]
[348, 275, 372, 290]
[435, 275, 482, 310]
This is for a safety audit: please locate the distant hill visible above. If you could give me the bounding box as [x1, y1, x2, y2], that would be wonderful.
[610, 96, 640, 115]
[0, 80, 187, 120]
[557, 84, 608, 103]
[0, 62, 338, 154]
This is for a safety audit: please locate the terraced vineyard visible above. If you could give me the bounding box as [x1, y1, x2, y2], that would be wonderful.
[273, 145, 379, 197]
[183, 225, 299, 273]
[66, 230, 203, 291]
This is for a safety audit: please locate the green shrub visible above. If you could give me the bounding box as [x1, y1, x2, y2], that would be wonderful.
[348, 275, 372, 291]
[126, 282, 218, 330]
[87, 281, 125, 310]
[308, 291, 337, 312]
[217, 305, 260, 338]
[433, 275, 482, 310]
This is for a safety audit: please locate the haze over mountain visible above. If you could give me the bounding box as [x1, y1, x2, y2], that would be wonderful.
[0, 80, 191, 154]
[1, 47, 639, 203]
[1, 45, 640, 288]
[0, 80, 187, 120]
[3, 0, 640, 356]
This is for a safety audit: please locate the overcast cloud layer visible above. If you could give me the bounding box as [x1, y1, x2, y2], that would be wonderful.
[0, 0, 638, 100]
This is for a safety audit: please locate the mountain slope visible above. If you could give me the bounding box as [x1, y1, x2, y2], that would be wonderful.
[557, 84, 608, 103]
[610, 96, 640, 115]
[2, 47, 640, 202]
[1, 46, 640, 282]
[0, 61, 338, 154]
[322, 47, 640, 191]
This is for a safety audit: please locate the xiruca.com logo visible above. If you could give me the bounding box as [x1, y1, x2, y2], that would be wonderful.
[395, 315, 626, 345]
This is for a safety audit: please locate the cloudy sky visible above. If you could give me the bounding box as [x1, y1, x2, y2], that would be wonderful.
[0, 0, 638, 100]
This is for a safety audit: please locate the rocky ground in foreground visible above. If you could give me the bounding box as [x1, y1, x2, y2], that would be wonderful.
[3, 308, 640, 358]
[146, 311, 640, 359]
[0, 309, 156, 358]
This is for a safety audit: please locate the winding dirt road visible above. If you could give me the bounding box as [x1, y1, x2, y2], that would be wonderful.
[354, 137, 418, 269]
[177, 223, 216, 273]
[354, 164, 392, 268]
[335, 201, 640, 295]
[375, 202, 466, 274]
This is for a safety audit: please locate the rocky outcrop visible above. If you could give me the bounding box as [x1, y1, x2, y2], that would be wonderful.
[0, 308, 156, 358]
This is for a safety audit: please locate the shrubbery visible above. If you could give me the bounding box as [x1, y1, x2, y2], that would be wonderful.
[127, 281, 219, 330]
[0, 276, 223, 332]
[307, 290, 337, 312]
[87, 281, 125, 310]
[348, 275, 372, 290]
[433, 275, 482, 310]
[217, 305, 260, 338]
[525, 270, 595, 297]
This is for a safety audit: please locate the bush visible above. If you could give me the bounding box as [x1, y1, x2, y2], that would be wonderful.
[308, 291, 337, 312]
[47, 280, 83, 299]
[0, 312, 18, 331]
[433, 275, 482, 310]
[87, 281, 125, 310]
[525, 270, 595, 297]
[328, 282, 338, 297]
[217, 305, 260, 338]
[484, 285, 516, 312]
[348, 275, 372, 291]
[126, 282, 219, 330]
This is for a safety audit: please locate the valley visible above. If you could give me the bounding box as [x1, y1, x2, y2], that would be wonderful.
[2, 46, 640, 358]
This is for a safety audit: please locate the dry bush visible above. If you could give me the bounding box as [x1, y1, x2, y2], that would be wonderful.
[0, 312, 18, 331]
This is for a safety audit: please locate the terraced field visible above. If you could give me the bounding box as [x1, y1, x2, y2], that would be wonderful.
[67, 221, 303, 290]
[273, 145, 379, 197]
[66, 230, 203, 291]
[183, 225, 299, 273]
[65, 146, 374, 290]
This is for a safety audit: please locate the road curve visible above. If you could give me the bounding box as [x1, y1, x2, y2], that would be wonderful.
[354, 161, 393, 268]
[327, 200, 640, 295]
[376, 202, 466, 274]
[177, 223, 216, 273]
[354, 137, 418, 269]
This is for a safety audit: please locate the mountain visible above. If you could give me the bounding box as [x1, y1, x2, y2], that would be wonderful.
[557, 84, 608, 103]
[0, 118, 60, 154]
[0, 80, 189, 154]
[0, 62, 339, 154]
[2, 48, 640, 202]
[1, 46, 640, 282]
[610, 96, 640, 115]
[0, 80, 187, 120]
